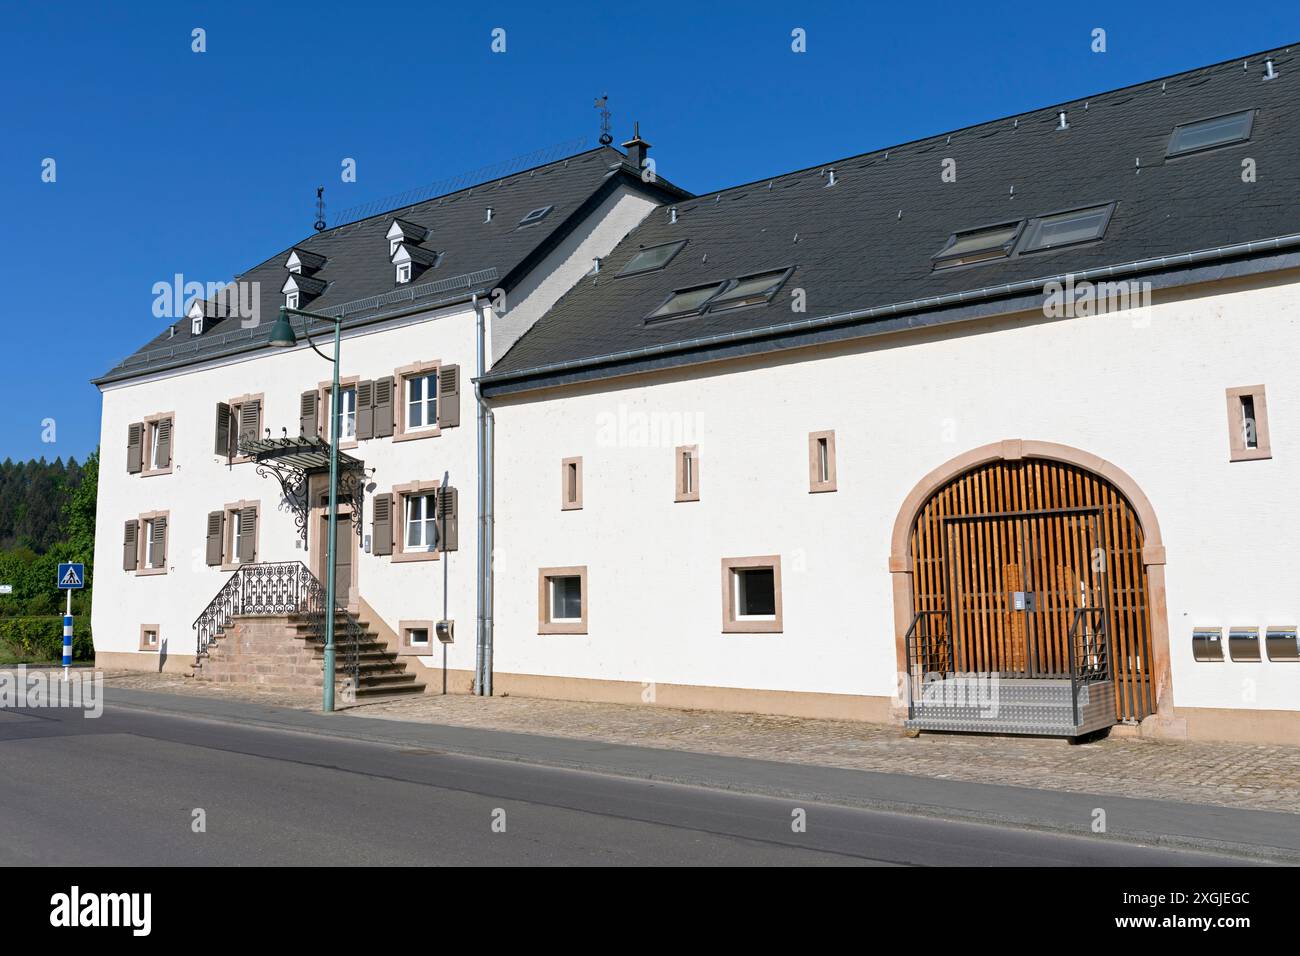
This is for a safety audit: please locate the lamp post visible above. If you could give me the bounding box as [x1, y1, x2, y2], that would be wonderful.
[268, 305, 344, 713]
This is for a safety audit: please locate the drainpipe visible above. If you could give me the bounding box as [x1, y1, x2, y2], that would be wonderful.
[473, 295, 496, 696]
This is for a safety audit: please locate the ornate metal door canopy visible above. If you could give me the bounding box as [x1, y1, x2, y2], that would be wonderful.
[242, 436, 366, 545]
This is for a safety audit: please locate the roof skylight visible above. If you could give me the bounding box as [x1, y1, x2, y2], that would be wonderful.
[646, 282, 727, 322]
[517, 205, 554, 227]
[617, 240, 687, 277]
[932, 222, 1023, 269]
[1166, 110, 1255, 158]
[705, 269, 792, 312]
[1017, 203, 1115, 254]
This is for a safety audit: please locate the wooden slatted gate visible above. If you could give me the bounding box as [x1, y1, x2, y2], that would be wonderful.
[909, 459, 1154, 722]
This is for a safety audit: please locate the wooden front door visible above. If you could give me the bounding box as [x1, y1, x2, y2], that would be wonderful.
[910, 458, 1155, 721]
[316, 501, 354, 608]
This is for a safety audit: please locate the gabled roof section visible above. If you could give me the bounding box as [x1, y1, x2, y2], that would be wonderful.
[286, 247, 327, 274]
[485, 44, 1300, 393]
[392, 243, 441, 268]
[281, 272, 328, 296]
[96, 146, 691, 385]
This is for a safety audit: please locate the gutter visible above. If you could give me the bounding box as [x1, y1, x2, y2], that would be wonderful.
[473, 295, 495, 696]
[479, 231, 1300, 394]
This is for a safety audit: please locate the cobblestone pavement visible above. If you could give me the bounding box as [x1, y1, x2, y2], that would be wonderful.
[91, 670, 1300, 814]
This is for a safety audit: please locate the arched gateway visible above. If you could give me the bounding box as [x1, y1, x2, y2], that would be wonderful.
[889, 441, 1170, 737]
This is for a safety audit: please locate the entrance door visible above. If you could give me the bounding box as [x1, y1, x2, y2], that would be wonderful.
[944, 510, 1107, 678]
[908, 458, 1155, 721]
[316, 502, 354, 608]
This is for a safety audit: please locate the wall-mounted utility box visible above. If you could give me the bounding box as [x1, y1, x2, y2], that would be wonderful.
[1192, 627, 1224, 662]
[1228, 626, 1261, 662]
[1265, 625, 1299, 662]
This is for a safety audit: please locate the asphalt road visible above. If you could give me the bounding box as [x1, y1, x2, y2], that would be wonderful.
[0, 693, 1266, 866]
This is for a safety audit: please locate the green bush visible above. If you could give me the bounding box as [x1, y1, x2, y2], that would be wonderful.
[0, 616, 94, 662]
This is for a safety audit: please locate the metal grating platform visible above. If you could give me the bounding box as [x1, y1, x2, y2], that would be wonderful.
[905, 677, 1116, 738]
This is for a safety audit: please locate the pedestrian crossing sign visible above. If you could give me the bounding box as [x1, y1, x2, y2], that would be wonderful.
[57, 563, 85, 589]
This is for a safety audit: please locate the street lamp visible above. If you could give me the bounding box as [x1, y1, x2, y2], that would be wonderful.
[268, 305, 345, 713]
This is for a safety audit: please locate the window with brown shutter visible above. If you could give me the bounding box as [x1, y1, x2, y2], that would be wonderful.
[300, 390, 319, 438]
[214, 403, 232, 456]
[123, 519, 139, 571]
[148, 516, 168, 569]
[355, 380, 375, 440]
[238, 505, 258, 563]
[437, 364, 460, 429]
[155, 418, 172, 469]
[238, 399, 261, 450]
[437, 486, 458, 551]
[372, 493, 393, 556]
[374, 376, 395, 438]
[206, 511, 225, 566]
[127, 423, 144, 474]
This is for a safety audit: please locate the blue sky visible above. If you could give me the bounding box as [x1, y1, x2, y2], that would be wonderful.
[1, 0, 1295, 463]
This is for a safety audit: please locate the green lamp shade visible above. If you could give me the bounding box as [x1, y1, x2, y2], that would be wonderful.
[268, 310, 297, 348]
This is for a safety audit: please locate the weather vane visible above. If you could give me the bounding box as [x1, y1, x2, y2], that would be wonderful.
[314, 186, 326, 232]
[595, 94, 612, 145]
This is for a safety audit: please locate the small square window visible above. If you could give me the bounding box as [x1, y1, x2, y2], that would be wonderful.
[538, 566, 587, 634]
[139, 625, 160, 651]
[1167, 110, 1255, 158]
[396, 263, 412, 284]
[397, 620, 435, 656]
[286, 291, 300, 310]
[721, 556, 782, 633]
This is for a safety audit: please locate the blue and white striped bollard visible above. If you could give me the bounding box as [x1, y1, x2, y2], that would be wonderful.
[63, 614, 73, 675]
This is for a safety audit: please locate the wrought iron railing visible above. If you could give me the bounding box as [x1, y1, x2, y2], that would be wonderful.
[903, 610, 954, 720]
[1066, 606, 1110, 726]
[191, 561, 360, 694]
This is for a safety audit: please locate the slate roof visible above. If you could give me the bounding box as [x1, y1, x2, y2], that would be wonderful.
[95, 146, 689, 385]
[484, 44, 1300, 393]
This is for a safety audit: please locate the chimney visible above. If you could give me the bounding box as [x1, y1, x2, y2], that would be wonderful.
[621, 121, 651, 170]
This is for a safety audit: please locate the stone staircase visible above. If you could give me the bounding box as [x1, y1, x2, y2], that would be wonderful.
[195, 610, 426, 701]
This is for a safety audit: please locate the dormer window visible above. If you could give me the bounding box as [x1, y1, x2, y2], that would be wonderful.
[187, 298, 218, 336]
[386, 218, 429, 258]
[285, 248, 326, 276]
[281, 273, 325, 309]
[390, 242, 440, 285]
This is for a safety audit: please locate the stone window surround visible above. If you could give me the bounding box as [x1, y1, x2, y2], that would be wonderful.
[393, 359, 442, 443]
[721, 555, 783, 634]
[220, 499, 260, 572]
[808, 429, 837, 493]
[139, 623, 160, 652]
[561, 456, 583, 510]
[225, 392, 265, 464]
[538, 565, 588, 635]
[135, 509, 170, 576]
[397, 619, 435, 656]
[140, 411, 175, 477]
[390, 480, 442, 563]
[1225, 384, 1272, 462]
[317, 375, 361, 450]
[675, 444, 700, 502]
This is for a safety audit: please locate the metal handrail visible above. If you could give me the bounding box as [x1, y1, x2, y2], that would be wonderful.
[190, 561, 360, 692]
[1066, 606, 1110, 726]
[903, 609, 954, 719]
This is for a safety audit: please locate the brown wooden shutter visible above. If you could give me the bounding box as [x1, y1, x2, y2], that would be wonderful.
[238, 507, 257, 563]
[355, 380, 374, 440]
[436, 365, 460, 429]
[300, 390, 319, 438]
[149, 516, 168, 568]
[123, 519, 139, 570]
[127, 422, 143, 473]
[214, 403, 232, 456]
[374, 376, 395, 438]
[206, 511, 225, 566]
[372, 494, 393, 556]
[156, 418, 172, 468]
[239, 399, 261, 449]
[437, 486, 458, 552]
